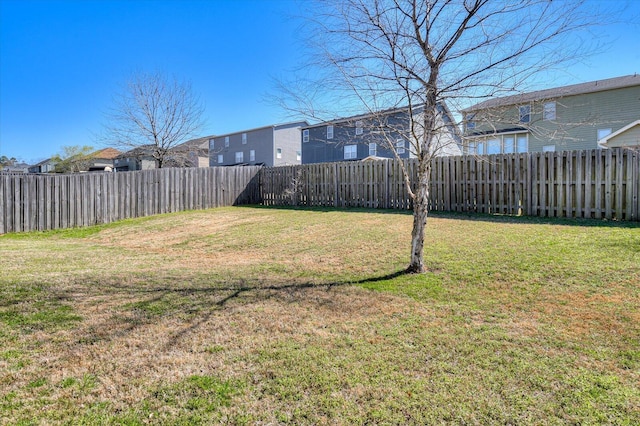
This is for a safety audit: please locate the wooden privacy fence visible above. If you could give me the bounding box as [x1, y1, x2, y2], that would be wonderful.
[0, 166, 261, 234]
[261, 149, 640, 221]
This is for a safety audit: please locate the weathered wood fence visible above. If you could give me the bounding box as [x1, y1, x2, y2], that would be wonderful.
[261, 149, 640, 221]
[0, 166, 261, 233]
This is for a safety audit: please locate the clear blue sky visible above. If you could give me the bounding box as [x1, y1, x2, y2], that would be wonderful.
[1, 0, 639, 163]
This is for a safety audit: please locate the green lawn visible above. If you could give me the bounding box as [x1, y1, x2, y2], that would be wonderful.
[1, 206, 638, 424]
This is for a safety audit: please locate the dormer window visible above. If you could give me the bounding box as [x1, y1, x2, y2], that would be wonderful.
[355, 121, 363, 135]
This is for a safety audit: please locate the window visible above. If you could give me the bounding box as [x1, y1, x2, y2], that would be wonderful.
[344, 144, 357, 159]
[369, 143, 377, 156]
[209, 138, 215, 149]
[597, 128, 612, 140]
[503, 137, 514, 154]
[276, 148, 282, 159]
[355, 121, 363, 135]
[224, 136, 229, 147]
[296, 151, 301, 161]
[519, 105, 531, 123]
[302, 129, 309, 143]
[217, 154, 223, 164]
[517, 136, 528, 153]
[466, 113, 476, 130]
[476, 141, 485, 155]
[542, 145, 556, 152]
[487, 138, 501, 155]
[235, 151, 243, 163]
[327, 125, 334, 139]
[396, 139, 405, 154]
[467, 141, 477, 155]
[242, 133, 247, 144]
[249, 150, 255, 162]
[543, 102, 556, 121]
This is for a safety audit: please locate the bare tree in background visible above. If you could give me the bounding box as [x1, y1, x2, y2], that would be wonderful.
[104, 71, 205, 168]
[51, 145, 95, 173]
[280, 0, 599, 273]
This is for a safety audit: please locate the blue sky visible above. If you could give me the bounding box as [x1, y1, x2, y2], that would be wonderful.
[1, 0, 639, 163]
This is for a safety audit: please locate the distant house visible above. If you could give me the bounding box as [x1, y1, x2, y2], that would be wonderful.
[172, 137, 211, 167]
[209, 122, 308, 167]
[88, 148, 122, 172]
[114, 138, 210, 171]
[28, 158, 57, 173]
[301, 104, 462, 164]
[114, 146, 158, 171]
[461, 74, 640, 154]
[1, 162, 30, 174]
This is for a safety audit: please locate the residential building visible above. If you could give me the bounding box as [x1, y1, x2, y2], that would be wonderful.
[28, 158, 57, 173]
[88, 148, 122, 172]
[209, 122, 308, 167]
[114, 137, 211, 171]
[461, 74, 640, 154]
[301, 104, 462, 164]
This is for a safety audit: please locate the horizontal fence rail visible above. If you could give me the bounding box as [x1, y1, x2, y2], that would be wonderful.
[261, 149, 640, 221]
[0, 166, 261, 234]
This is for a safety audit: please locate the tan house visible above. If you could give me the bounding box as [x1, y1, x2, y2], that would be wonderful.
[461, 74, 640, 153]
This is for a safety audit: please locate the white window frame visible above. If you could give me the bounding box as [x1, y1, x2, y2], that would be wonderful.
[355, 121, 363, 136]
[503, 136, 515, 154]
[396, 139, 405, 154]
[217, 154, 223, 164]
[487, 138, 501, 155]
[519, 105, 531, 123]
[597, 128, 612, 141]
[542, 145, 556, 152]
[209, 138, 215, 149]
[302, 129, 309, 143]
[296, 151, 301, 161]
[344, 144, 357, 159]
[235, 151, 243, 163]
[369, 143, 377, 156]
[224, 136, 229, 148]
[242, 133, 247, 144]
[249, 150, 255, 162]
[276, 148, 282, 159]
[516, 135, 528, 153]
[543, 102, 556, 121]
[327, 125, 334, 140]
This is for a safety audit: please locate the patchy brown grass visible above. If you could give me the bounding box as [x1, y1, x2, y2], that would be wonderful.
[1, 207, 638, 424]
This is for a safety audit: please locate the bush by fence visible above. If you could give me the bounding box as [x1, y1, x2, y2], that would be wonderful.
[261, 149, 640, 221]
[0, 166, 261, 234]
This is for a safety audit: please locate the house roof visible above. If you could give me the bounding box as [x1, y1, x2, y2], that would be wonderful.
[92, 148, 122, 160]
[463, 74, 640, 112]
[598, 119, 640, 147]
[175, 136, 214, 151]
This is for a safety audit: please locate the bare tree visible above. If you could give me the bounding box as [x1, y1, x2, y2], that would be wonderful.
[51, 145, 95, 173]
[103, 71, 205, 168]
[281, 0, 599, 273]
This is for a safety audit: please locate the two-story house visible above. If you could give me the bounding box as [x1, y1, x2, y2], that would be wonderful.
[301, 104, 462, 164]
[209, 122, 308, 167]
[461, 74, 640, 154]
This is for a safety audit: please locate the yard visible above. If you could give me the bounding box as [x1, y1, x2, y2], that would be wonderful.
[0, 206, 639, 424]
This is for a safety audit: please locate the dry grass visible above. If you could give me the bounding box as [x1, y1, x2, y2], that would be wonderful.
[1, 206, 639, 424]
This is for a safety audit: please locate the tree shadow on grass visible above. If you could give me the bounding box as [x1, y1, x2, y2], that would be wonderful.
[30, 269, 410, 350]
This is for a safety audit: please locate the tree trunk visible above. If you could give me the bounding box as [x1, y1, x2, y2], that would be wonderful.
[407, 160, 430, 273]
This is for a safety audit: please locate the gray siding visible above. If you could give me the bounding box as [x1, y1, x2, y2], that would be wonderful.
[273, 124, 303, 166]
[465, 85, 640, 152]
[210, 122, 305, 167]
[302, 107, 460, 164]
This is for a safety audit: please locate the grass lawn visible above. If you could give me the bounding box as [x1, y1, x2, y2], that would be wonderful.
[0, 206, 639, 424]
